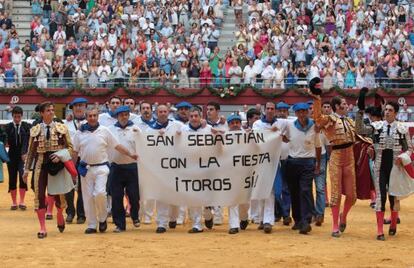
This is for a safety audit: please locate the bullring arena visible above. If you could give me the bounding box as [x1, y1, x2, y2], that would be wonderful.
[1, 173, 414, 268]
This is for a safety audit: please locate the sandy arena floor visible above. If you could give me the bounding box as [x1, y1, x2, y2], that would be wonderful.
[1, 166, 414, 268]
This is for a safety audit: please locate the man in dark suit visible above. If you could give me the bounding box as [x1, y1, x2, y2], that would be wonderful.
[5, 106, 31, 210]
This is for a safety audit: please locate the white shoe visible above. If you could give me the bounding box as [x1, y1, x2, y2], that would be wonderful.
[213, 218, 223, 225]
[144, 216, 152, 224]
[177, 217, 185, 225]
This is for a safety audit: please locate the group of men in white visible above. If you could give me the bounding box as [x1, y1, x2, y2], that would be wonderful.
[65, 95, 323, 235]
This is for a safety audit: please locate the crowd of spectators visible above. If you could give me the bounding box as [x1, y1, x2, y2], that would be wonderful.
[1, 0, 225, 88]
[0, 0, 413, 90]
[231, 0, 414, 89]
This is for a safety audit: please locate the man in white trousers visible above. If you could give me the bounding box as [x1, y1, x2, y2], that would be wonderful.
[252, 102, 289, 233]
[172, 101, 194, 225]
[204, 101, 227, 226]
[227, 114, 250, 234]
[133, 101, 156, 224]
[181, 106, 213, 233]
[149, 104, 183, 233]
[73, 108, 138, 234]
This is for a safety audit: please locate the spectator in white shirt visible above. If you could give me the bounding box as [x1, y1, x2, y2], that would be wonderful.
[243, 60, 257, 86]
[53, 25, 66, 42]
[397, 103, 412, 122]
[35, 61, 49, 88]
[11, 46, 25, 86]
[97, 59, 112, 87]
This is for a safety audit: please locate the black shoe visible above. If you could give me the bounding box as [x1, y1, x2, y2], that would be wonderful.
[339, 223, 347, 233]
[315, 215, 324, 227]
[10, 205, 18, 210]
[389, 228, 397, 236]
[331, 231, 341, 238]
[370, 202, 376, 209]
[85, 228, 97, 234]
[113, 227, 125, 233]
[46, 214, 53, 220]
[66, 214, 74, 224]
[156, 227, 166, 233]
[205, 219, 213, 229]
[299, 224, 312, 235]
[57, 224, 65, 233]
[18, 204, 27, 211]
[169, 221, 177, 229]
[257, 222, 264, 230]
[99, 220, 107, 233]
[291, 222, 300, 230]
[377, 234, 385, 241]
[76, 217, 86, 224]
[240, 220, 249, 230]
[133, 219, 140, 228]
[275, 216, 281, 222]
[37, 232, 47, 239]
[228, 228, 239, 234]
[283, 216, 292, 226]
[188, 228, 203, 234]
[263, 223, 272, 234]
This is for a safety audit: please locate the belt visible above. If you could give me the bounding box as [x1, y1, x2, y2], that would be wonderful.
[332, 143, 353, 150]
[111, 162, 137, 169]
[88, 161, 109, 167]
[288, 156, 315, 161]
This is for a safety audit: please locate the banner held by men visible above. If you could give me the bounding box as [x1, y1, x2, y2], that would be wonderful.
[135, 130, 282, 206]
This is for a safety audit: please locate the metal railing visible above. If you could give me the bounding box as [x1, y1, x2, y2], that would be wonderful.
[6, 76, 414, 90]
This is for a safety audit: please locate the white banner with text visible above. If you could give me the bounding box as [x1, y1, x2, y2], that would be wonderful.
[135, 130, 282, 206]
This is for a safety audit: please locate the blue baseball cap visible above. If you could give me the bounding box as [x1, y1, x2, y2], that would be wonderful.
[276, 101, 290, 110]
[227, 114, 242, 123]
[69, 97, 88, 109]
[114, 105, 130, 116]
[175, 101, 193, 109]
[292, 102, 310, 112]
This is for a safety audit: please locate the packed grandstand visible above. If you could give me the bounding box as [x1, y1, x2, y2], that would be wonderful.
[0, 0, 412, 90]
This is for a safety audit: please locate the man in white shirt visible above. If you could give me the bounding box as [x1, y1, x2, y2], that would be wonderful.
[252, 102, 289, 233]
[198, 41, 211, 62]
[98, 96, 122, 127]
[397, 103, 412, 122]
[99, 96, 139, 216]
[226, 114, 250, 234]
[313, 101, 332, 226]
[173, 101, 192, 125]
[130, 101, 156, 224]
[133, 101, 154, 131]
[274, 102, 292, 226]
[204, 101, 227, 226]
[171, 101, 193, 225]
[261, 61, 274, 88]
[181, 107, 213, 233]
[97, 59, 111, 87]
[35, 61, 49, 88]
[11, 46, 25, 86]
[243, 60, 257, 86]
[73, 107, 137, 234]
[108, 106, 140, 233]
[64, 98, 87, 224]
[53, 25, 66, 41]
[149, 104, 183, 233]
[285, 102, 321, 235]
